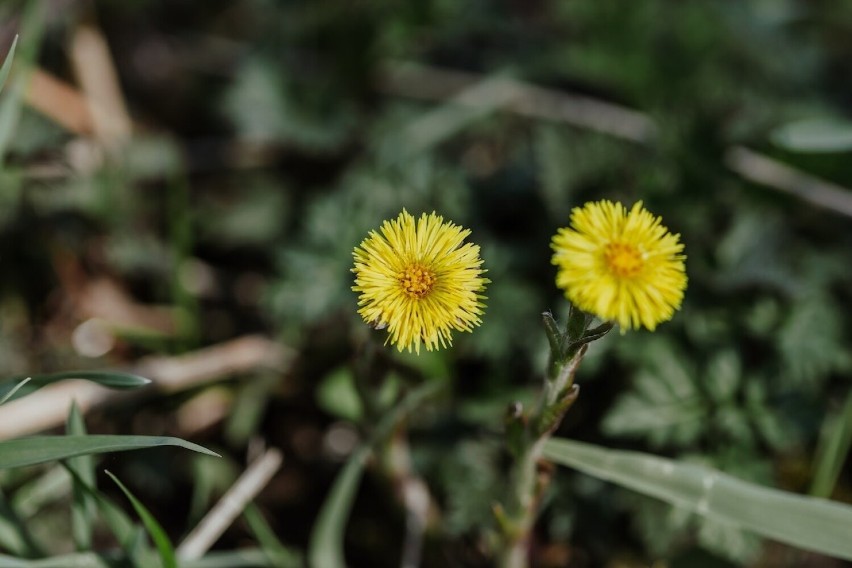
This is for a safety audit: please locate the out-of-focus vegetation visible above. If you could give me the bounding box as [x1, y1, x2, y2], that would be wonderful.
[1, 1, 851, 566]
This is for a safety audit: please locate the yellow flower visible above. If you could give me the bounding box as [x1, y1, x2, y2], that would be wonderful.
[352, 210, 488, 353]
[551, 200, 686, 331]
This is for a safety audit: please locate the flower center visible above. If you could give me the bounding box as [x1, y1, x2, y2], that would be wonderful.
[603, 242, 644, 278]
[399, 263, 436, 299]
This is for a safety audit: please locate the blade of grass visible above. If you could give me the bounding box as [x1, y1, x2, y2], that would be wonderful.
[105, 471, 176, 568]
[0, 35, 18, 93]
[0, 549, 279, 568]
[11, 466, 70, 518]
[0, 370, 150, 404]
[0, 551, 120, 567]
[543, 438, 852, 561]
[810, 391, 852, 498]
[0, 2, 44, 166]
[0, 378, 30, 406]
[0, 435, 219, 469]
[182, 549, 277, 567]
[243, 503, 302, 567]
[307, 379, 443, 568]
[61, 465, 146, 564]
[66, 402, 96, 550]
[0, 488, 43, 558]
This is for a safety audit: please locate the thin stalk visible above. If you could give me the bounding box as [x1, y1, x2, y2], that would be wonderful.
[497, 349, 585, 568]
[376, 427, 435, 568]
[353, 339, 439, 568]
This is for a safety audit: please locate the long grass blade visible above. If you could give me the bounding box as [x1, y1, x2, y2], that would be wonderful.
[543, 438, 852, 561]
[0, 550, 278, 568]
[105, 471, 176, 568]
[62, 465, 147, 566]
[0, 2, 44, 166]
[0, 378, 30, 406]
[0, 36, 18, 94]
[66, 403, 96, 550]
[243, 504, 302, 567]
[0, 488, 43, 558]
[810, 392, 852, 498]
[0, 551, 117, 567]
[307, 380, 443, 568]
[0, 435, 218, 469]
[0, 371, 150, 404]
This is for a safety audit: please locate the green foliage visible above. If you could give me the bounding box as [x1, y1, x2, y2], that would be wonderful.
[438, 440, 500, 536]
[308, 380, 442, 568]
[0, 436, 218, 469]
[777, 294, 851, 386]
[810, 392, 852, 498]
[602, 337, 706, 448]
[105, 471, 176, 568]
[772, 118, 852, 153]
[66, 404, 96, 551]
[0, 36, 17, 94]
[2, 0, 852, 565]
[544, 438, 852, 562]
[0, 371, 150, 404]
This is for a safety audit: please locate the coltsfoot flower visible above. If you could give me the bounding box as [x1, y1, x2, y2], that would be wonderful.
[551, 200, 687, 331]
[352, 210, 488, 353]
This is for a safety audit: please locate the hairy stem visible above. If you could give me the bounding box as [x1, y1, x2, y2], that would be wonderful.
[496, 347, 586, 568]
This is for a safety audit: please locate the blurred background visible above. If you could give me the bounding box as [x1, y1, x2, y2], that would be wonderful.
[1, 1, 851, 566]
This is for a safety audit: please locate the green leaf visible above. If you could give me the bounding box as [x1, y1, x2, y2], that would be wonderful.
[440, 441, 501, 535]
[61, 466, 146, 565]
[66, 403, 96, 550]
[810, 392, 852, 498]
[10, 466, 70, 518]
[0, 36, 18, 94]
[703, 350, 740, 404]
[308, 444, 368, 568]
[0, 370, 151, 404]
[243, 504, 303, 567]
[315, 367, 363, 422]
[183, 549, 278, 567]
[225, 375, 276, 447]
[105, 471, 176, 568]
[308, 380, 443, 568]
[0, 488, 43, 558]
[0, 435, 218, 469]
[544, 438, 852, 561]
[0, 549, 277, 567]
[0, 378, 30, 406]
[601, 369, 706, 447]
[771, 118, 852, 153]
[0, 2, 44, 166]
[696, 517, 761, 564]
[777, 295, 848, 387]
[0, 551, 119, 567]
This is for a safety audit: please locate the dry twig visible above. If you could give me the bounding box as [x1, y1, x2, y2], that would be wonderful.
[69, 24, 133, 148]
[0, 335, 294, 440]
[176, 447, 284, 560]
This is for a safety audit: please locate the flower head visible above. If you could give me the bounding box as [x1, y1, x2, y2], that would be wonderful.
[551, 200, 686, 331]
[352, 210, 488, 353]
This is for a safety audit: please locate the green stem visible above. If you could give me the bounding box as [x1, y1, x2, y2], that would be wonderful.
[352, 338, 439, 568]
[496, 345, 587, 568]
[498, 436, 548, 568]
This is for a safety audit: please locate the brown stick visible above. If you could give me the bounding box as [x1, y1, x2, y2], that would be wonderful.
[0, 335, 294, 440]
[378, 61, 852, 220]
[69, 23, 133, 147]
